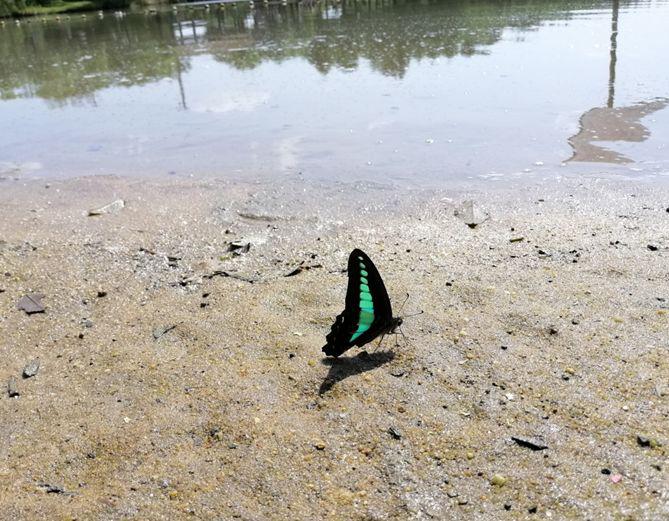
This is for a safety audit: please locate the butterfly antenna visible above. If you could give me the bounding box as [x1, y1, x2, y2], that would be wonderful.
[403, 309, 424, 319]
[398, 292, 410, 314]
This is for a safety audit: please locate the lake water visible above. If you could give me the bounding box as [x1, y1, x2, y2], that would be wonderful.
[1, 0, 668, 185]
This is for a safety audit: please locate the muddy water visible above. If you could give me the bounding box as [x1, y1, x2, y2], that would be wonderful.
[1, 0, 668, 184]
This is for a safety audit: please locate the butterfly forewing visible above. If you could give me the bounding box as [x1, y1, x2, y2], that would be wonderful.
[322, 249, 394, 357]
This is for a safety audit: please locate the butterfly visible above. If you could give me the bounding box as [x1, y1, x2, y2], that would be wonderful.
[322, 249, 403, 358]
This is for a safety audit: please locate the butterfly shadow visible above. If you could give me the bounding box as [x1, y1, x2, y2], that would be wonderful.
[318, 350, 396, 395]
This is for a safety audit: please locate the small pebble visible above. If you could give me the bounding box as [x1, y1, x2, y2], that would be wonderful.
[610, 474, 622, 483]
[490, 474, 507, 487]
[314, 441, 326, 450]
[22, 359, 40, 378]
[7, 377, 20, 397]
[388, 427, 402, 440]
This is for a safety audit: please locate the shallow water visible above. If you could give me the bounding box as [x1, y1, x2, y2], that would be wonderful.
[1, 0, 668, 184]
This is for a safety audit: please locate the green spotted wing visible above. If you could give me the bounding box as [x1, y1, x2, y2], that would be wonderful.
[322, 249, 394, 357]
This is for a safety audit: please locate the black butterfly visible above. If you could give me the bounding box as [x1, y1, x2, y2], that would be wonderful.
[322, 249, 403, 357]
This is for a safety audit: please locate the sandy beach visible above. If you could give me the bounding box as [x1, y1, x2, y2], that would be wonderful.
[0, 173, 667, 520]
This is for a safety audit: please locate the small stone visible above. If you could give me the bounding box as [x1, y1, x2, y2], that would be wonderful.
[210, 428, 224, 442]
[17, 294, 45, 315]
[647, 244, 659, 251]
[564, 367, 575, 375]
[227, 241, 251, 255]
[466, 451, 474, 460]
[490, 474, 507, 487]
[88, 199, 125, 216]
[22, 359, 40, 378]
[314, 441, 326, 450]
[601, 468, 611, 475]
[454, 200, 489, 229]
[388, 427, 402, 440]
[446, 491, 459, 498]
[153, 325, 176, 340]
[511, 436, 548, 451]
[528, 506, 538, 514]
[97, 290, 107, 298]
[637, 435, 651, 447]
[610, 474, 622, 483]
[457, 499, 468, 506]
[7, 377, 20, 397]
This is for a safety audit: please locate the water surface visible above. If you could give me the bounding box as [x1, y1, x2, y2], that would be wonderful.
[1, 0, 668, 184]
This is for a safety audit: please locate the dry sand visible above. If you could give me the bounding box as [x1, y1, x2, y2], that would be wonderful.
[0, 174, 667, 520]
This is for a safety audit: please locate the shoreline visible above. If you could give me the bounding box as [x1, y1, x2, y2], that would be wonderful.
[1, 174, 667, 519]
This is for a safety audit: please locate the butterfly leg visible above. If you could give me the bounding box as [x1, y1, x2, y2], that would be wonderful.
[373, 333, 387, 353]
[397, 325, 409, 346]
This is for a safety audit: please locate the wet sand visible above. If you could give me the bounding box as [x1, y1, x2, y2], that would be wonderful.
[0, 174, 667, 520]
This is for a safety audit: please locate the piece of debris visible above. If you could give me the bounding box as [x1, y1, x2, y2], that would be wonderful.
[284, 262, 323, 277]
[17, 294, 45, 314]
[153, 325, 176, 340]
[204, 270, 257, 284]
[388, 427, 402, 440]
[647, 244, 659, 251]
[37, 483, 67, 494]
[22, 359, 40, 378]
[636, 435, 660, 448]
[88, 199, 125, 216]
[610, 474, 622, 483]
[509, 237, 525, 243]
[227, 241, 251, 255]
[511, 436, 548, 451]
[7, 377, 20, 397]
[454, 200, 490, 229]
[237, 211, 277, 222]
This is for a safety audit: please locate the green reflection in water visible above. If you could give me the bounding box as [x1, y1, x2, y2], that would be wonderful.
[0, 0, 630, 103]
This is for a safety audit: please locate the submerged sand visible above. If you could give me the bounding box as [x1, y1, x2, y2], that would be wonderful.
[0, 174, 667, 520]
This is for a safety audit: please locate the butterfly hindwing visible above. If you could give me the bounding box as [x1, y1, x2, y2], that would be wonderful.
[322, 249, 394, 357]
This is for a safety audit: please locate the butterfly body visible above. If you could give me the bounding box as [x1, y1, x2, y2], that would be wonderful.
[323, 249, 401, 358]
